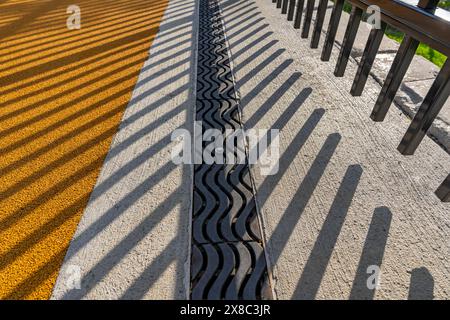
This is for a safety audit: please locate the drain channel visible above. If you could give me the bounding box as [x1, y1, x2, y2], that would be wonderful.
[190, 0, 273, 300]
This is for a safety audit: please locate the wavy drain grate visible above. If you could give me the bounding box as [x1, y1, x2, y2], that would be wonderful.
[190, 0, 273, 300]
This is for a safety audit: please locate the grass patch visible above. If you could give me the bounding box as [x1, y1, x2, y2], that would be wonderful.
[384, 25, 448, 68]
[439, 0, 450, 10]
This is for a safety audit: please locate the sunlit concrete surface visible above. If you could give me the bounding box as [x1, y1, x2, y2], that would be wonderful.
[51, 0, 196, 299]
[1, 0, 449, 301]
[0, 0, 168, 299]
[220, 0, 449, 299]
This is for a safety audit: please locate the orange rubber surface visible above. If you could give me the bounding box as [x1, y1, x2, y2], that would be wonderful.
[0, 0, 168, 299]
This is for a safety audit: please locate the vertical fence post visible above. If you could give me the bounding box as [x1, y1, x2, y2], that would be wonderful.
[287, 0, 296, 21]
[334, 5, 363, 77]
[282, 0, 289, 14]
[397, 59, 450, 155]
[370, 0, 440, 121]
[311, 0, 330, 48]
[351, 22, 387, 96]
[294, 0, 305, 29]
[301, 0, 315, 38]
[321, 0, 345, 61]
[370, 35, 420, 120]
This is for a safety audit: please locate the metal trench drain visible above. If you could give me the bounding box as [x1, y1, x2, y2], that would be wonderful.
[190, 0, 273, 300]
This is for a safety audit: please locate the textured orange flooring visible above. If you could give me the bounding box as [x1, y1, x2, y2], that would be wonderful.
[0, 0, 168, 299]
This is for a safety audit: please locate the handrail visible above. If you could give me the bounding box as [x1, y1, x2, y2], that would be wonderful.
[273, 0, 449, 201]
[351, 0, 450, 55]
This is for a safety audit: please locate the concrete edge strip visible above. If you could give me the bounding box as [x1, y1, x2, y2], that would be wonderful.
[50, 0, 197, 299]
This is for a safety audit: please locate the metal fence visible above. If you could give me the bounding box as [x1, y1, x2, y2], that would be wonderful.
[272, 0, 450, 201]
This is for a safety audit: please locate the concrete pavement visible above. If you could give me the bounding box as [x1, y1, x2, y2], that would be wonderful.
[0, 0, 448, 300]
[221, 0, 449, 299]
[51, 0, 197, 299]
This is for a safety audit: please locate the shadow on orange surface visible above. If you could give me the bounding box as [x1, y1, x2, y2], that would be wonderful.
[0, 0, 168, 299]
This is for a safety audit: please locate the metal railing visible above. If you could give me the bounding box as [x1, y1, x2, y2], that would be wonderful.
[272, 0, 450, 202]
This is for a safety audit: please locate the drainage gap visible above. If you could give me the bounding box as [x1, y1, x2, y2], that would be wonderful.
[190, 0, 272, 300]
